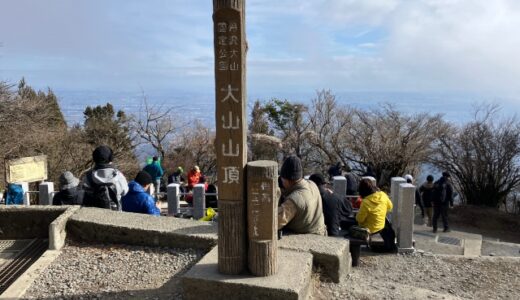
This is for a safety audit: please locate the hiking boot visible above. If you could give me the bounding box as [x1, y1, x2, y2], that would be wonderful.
[443, 228, 451, 233]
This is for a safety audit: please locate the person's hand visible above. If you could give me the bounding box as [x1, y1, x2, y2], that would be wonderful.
[155, 201, 161, 209]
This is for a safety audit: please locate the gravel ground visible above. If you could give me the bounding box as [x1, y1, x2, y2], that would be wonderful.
[315, 252, 520, 300]
[23, 241, 205, 300]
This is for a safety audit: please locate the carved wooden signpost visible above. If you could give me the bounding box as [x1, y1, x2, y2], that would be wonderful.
[247, 161, 278, 276]
[213, 0, 247, 275]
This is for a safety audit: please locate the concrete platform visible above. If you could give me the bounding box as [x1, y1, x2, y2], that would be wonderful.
[67, 208, 218, 250]
[182, 247, 313, 300]
[278, 234, 350, 283]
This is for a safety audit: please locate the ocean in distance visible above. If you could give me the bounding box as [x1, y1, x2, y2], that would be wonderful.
[55, 89, 520, 127]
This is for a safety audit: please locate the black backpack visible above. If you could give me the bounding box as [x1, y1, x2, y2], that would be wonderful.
[82, 172, 119, 210]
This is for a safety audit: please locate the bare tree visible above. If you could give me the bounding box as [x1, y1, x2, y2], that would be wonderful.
[166, 121, 217, 180]
[347, 104, 448, 187]
[131, 95, 185, 160]
[431, 104, 520, 207]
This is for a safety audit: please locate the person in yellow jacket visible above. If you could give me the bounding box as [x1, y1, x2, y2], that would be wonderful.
[356, 178, 393, 233]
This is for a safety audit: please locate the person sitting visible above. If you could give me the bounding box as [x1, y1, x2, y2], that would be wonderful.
[278, 156, 326, 235]
[168, 166, 185, 184]
[309, 173, 352, 236]
[82, 145, 129, 211]
[355, 178, 396, 252]
[53, 171, 83, 205]
[122, 170, 160, 216]
[187, 165, 202, 191]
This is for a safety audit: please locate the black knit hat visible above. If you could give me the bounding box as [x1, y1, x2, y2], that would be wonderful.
[92, 145, 113, 164]
[135, 170, 153, 186]
[280, 156, 303, 180]
[442, 171, 451, 178]
[309, 173, 326, 186]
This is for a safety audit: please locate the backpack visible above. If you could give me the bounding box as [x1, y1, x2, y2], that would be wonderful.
[83, 172, 119, 210]
[348, 225, 370, 243]
[432, 181, 444, 204]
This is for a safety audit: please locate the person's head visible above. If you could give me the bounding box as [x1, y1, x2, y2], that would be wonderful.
[152, 156, 158, 162]
[358, 178, 379, 198]
[344, 163, 352, 173]
[177, 166, 184, 173]
[309, 173, 326, 187]
[280, 156, 303, 189]
[193, 165, 200, 173]
[404, 174, 413, 184]
[135, 170, 153, 190]
[426, 175, 434, 182]
[92, 145, 113, 164]
[442, 171, 451, 179]
[59, 171, 79, 191]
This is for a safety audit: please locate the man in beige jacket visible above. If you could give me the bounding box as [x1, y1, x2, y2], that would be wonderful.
[278, 156, 327, 235]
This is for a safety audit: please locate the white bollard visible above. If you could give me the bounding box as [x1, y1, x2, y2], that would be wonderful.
[390, 177, 406, 233]
[332, 176, 347, 198]
[39, 182, 54, 205]
[167, 183, 180, 216]
[19, 182, 30, 206]
[193, 184, 206, 220]
[398, 183, 415, 253]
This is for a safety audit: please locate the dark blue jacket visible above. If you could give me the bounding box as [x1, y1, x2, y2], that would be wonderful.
[122, 181, 160, 216]
[143, 162, 164, 180]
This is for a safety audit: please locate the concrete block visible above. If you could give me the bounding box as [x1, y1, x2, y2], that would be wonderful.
[332, 176, 347, 198]
[49, 206, 81, 250]
[167, 183, 180, 215]
[390, 177, 406, 232]
[38, 182, 54, 205]
[278, 234, 350, 283]
[193, 184, 206, 219]
[182, 247, 313, 300]
[67, 208, 218, 250]
[398, 183, 415, 253]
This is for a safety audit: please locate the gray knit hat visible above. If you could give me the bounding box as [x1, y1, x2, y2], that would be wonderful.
[280, 156, 303, 181]
[59, 171, 80, 190]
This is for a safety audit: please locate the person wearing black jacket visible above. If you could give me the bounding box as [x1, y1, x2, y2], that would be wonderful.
[53, 171, 83, 205]
[432, 172, 454, 233]
[309, 173, 352, 236]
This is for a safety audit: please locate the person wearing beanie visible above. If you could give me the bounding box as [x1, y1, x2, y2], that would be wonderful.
[143, 156, 164, 198]
[278, 156, 326, 235]
[81, 145, 129, 211]
[404, 174, 424, 219]
[122, 170, 160, 216]
[168, 166, 185, 184]
[419, 175, 435, 227]
[432, 171, 454, 233]
[309, 173, 352, 236]
[53, 171, 83, 205]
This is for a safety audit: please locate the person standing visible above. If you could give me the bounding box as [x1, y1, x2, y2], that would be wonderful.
[122, 170, 161, 216]
[143, 156, 164, 196]
[278, 156, 326, 235]
[432, 172, 454, 233]
[404, 174, 424, 218]
[82, 145, 129, 211]
[419, 175, 435, 227]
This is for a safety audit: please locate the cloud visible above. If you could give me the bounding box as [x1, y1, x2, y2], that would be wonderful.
[1, 0, 520, 98]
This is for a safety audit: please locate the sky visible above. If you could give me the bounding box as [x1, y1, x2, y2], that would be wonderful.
[1, 0, 520, 103]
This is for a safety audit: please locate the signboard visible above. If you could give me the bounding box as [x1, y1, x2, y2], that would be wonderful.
[5, 155, 48, 183]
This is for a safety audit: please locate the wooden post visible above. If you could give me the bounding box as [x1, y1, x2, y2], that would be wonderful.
[247, 161, 278, 276]
[213, 0, 248, 274]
